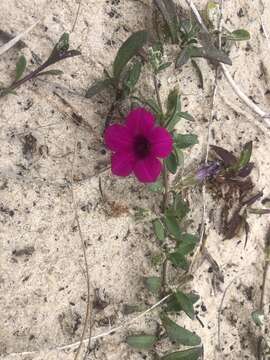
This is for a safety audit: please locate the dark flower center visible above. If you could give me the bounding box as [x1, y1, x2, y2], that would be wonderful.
[134, 135, 151, 159]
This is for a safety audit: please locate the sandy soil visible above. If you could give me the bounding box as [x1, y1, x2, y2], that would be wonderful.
[0, 0, 270, 359]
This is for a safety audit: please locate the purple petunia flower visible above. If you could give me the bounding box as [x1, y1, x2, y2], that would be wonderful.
[104, 108, 173, 183]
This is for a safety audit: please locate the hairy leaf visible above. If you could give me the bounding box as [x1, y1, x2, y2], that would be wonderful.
[113, 31, 148, 81]
[187, 45, 232, 65]
[37, 69, 64, 77]
[191, 59, 204, 89]
[177, 234, 198, 255]
[125, 61, 142, 91]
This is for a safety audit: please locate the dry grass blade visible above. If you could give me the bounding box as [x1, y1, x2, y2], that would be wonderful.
[0, 20, 40, 56]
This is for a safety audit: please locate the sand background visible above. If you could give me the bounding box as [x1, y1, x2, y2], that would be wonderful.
[0, 0, 270, 359]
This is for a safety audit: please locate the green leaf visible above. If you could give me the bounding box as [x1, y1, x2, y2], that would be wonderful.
[251, 310, 264, 327]
[166, 292, 200, 313]
[164, 212, 182, 239]
[175, 47, 191, 68]
[177, 234, 198, 255]
[173, 195, 190, 219]
[144, 276, 162, 295]
[188, 45, 232, 65]
[37, 69, 64, 77]
[125, 61, 142, 91]
[168, 251, 188, 270]
[85, 79, 113, 98]
[191, 59, 204, 89]
[56, 32, 70, 52]
[113, 31, 148, 81]
[175, 290, 195, 320]
[154, 0, 179, 43]
[161, 347, 202, 360]
[148, 180, 163, 192]
[166, 152, 178, 174]
[126, 334, 157, 350]
[158, 62, 172, 72]
[160, 313, 201, 346]
[167, 88, 181, 114]
[153, 219, 165, 242]
[174, 134, 198, 149]
[179, 112, 194, 121]
[15, 55, 27, 81]
[238, 141, 252, 169]
[225, 29, 251, 41]
[175, 148, 184, 168]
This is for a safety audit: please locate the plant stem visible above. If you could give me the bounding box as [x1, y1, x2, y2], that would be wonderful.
[153, 73, 163, 115]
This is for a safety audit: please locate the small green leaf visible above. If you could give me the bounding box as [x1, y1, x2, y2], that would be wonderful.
[188, 45, 232, 65]
[179, 112, 194, 121]
[175, 290, 195, 320]
[158, 62, 172, 72]
[173, 195, 190, 219]
[154, 0, 179, 43]
[191, 59, 204, 89]
[15, 55, 27, 81]
[148, 180, 163, 192]
[113, 31, 148, 81]
[85, 79, 113, 98]
[161, 347, 202, 360]
[174, 134, 198, 149]
[125, 61, 142, 91]
[177, 234, 198, 255]
[166, 292, 200, 313]
[167, 88, 181, 114]
[161, 313, 201, 346]
[144, 276, 162, 295]
[225, 29, 251, 41]
[56, 32, 70, 52]
[123, 304, 145, 315]
[37, 69, 64, 77]
[251, 310, 264, 327]
[164, 212, 182, 239]
[166, 152, 178, 174]
[175, 47, 191, 68]
[175, 148, 184, 168]
[153, 219, 165, 242]
[238, 141, 252, 169]
[126, 334, 157, 350]
[168, 251, 188, 270]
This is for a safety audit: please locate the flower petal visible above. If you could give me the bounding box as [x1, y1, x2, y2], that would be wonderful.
[104, 124, 132, 152]
[126, 108, 155, 136]
[133, 156, 162, 183]
[149, 127, 173, 158]
[111, 151, 135, 177]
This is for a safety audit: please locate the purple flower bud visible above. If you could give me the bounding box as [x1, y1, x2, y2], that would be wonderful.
[196, 161, 221, 182]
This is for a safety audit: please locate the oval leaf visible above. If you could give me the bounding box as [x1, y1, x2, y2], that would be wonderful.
[166, 152, 178, 174]
[226, 29, 251, 41]
[238, 141, 252, 169]
[161, 313, 201, 346]
[113, 31, 148, 81]
[161, 347, 202, 360]
[126, 334, 157, 350]
[175, 290, 195, 319]
[15, 55, 27, 81]
[174, 134, 198, 149]
[144, 276, 161, 295]
[168, 251, 188, 270]
[85, 79, 113, 98]
[153, 219, 165, 242]
[164, 213, 182, 238]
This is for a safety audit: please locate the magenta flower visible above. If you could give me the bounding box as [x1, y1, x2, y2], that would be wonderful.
[104, 108, 173, 183]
